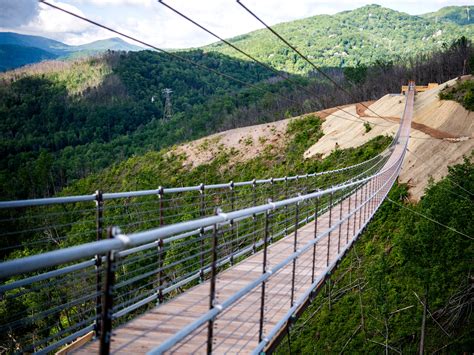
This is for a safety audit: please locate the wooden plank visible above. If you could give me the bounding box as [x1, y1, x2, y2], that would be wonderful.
[56, 331, 94, 355]
[74, 174, 392, 354]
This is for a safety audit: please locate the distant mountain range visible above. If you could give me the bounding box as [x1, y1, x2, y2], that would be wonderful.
[205, 5, 474, 73]
[0, 32, 143, 71]
[1, 5, 473, 73]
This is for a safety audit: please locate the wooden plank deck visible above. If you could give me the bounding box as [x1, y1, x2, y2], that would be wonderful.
[74, 182, 387, 354]
[75, 88, 413, 354]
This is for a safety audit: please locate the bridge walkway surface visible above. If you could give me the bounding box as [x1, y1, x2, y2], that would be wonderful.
[74, 87, 414, 354]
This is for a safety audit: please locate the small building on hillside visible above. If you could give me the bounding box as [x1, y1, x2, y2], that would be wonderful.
[401, 83, 438, 94]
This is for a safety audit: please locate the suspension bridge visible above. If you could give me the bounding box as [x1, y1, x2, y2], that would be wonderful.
[0, 83, 415, 354]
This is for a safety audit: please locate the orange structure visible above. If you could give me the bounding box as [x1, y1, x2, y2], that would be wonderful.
[401, 82, 438, 94]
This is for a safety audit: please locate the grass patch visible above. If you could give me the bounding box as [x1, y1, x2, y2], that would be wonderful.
[439, 79, 474, 111]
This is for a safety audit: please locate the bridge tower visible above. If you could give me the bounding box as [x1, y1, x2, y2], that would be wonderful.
[162, 88, 173, 121]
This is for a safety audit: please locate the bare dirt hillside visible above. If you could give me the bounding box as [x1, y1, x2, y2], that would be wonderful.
[172, 106, 347, 168]
[304, 76, 473, 200]
[172, 76, 473, 201]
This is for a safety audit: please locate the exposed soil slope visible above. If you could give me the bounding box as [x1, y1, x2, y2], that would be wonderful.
[304, 76, 474, 200]
[173, 76, 473, 201]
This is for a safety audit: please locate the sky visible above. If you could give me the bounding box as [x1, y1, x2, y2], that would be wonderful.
[0, 0, 471, 48]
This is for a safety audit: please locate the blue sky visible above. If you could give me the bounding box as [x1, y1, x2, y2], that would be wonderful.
[0, 0, 471, 47]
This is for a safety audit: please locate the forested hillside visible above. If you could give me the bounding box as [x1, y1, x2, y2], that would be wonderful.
[1, 35, 472, 201]
[0, 44, 56, 72]
[206, 5, 473, 73]
[422, 6, 474, 26]
[276, 157, 473, 353]
[0, 50, 319, 200]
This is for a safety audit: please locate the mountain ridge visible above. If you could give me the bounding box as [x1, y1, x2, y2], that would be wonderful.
[421, 5, 474, 26]
[1, 5, 472, 72]
[0, 32, 143, 71]
[205, 4, 474, 73]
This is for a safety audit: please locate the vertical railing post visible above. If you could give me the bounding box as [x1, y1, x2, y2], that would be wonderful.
[374, 178, 377, 209]
[252, 179, 257, 253]
[366, 181, 370, 219]
[100, 227, 117, 355]
[157, 238, 164, 304]
[377, 177, 380, 206]
[358, 184, 363, 230]
[270, 177, 274, 202]
[369, 179, 374, 216]
[229, 181, 235, 265]
[158, 186, 164, 226]
[199, 227, 205, 282]
[207, 210, 219, 355]
[364, 182, 368, 220]
[269, 178, 274, 243]
[327, 192, 333, 267]
[305, 178, 310, 223]
[157, 186, 165, 304]
[338, 193, 343, 254]
[259, 210, 270, 342]
[291, 199, 300, 307]
[375, 178, 378, 209]
[367, 180, 371, 216]
[200, 183, 205, 281]
[284, 176, 289, 236]
[373, 178, 377, 210]
[362, 183, 366, 223]
[230, 181, 235, 211]
[200, 183, 206, 218]
[353, 185, 358, 234]
[95, 190, 104, 241]
[295, 175, 299, 199]
[311, 195, 319, 284]
[94, 190, 104, 338]
[346, 191, 351, 244]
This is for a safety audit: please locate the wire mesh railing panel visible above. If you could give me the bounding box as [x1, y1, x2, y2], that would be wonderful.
[0, 200, 97, 262]
[0, 256, 102, 354]
[0, 150, 390, 263]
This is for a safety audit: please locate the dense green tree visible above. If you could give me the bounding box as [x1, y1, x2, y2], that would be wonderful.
[278, 157, 473, 354]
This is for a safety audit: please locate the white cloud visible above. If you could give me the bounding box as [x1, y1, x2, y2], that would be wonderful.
[75, 0, 154, 6]
[35, 1, 92, 33]
[0, 0, 109, 45]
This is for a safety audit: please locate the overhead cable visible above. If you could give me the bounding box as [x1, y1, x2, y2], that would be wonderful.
[39, 0, 302, 107]
[387, 198, 473, 240]
[157, 0, 390, 127]
[235, 0, 392, 123]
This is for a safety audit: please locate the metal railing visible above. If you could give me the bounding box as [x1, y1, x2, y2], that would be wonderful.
[0, 163, 390, 353]
[0, 150, 405, 354]
[0, 86, 414, 354]
[0, 150, 390, 262]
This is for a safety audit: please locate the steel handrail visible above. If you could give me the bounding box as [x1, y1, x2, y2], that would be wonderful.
[0, 141, 393, 209]
[0, 144, 407, 280]
[149, 150, 405, 354]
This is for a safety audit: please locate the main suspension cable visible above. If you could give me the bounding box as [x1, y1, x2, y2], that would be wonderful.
[157, 0, 388, 127]
[39, 0, 303, 107]
[235, 0, 392, 123]
[387, 198, 473, 240]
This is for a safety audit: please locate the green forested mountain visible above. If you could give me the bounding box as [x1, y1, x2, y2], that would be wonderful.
[0, 50, 309, 199]
[276, 157, 474, 354]
[0, 44, 57, 72]
[206, 4, 474, 73]
[1, 33, 472, 201]
[0, 32, 71, 55]
[422, 6, 474, 26]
